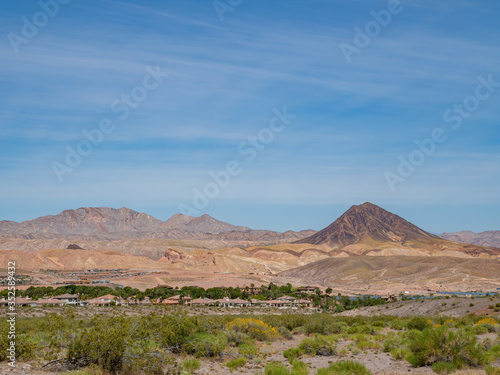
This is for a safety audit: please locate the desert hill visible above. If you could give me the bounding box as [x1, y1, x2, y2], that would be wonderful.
[295, 202, 441, 247]
[294, 202, 499, 258]
[280, 256, 500, 292]
[441, 230, 500, 248]
[0, 248, 171, 270]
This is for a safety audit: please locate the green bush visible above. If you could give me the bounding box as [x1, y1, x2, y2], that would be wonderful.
[485, 365, 500, 375]
[265, 362, 290, 375]
[389, 347, 408, 360]
[159, 313, 199, 353]
[182, 357, 200, 373]
[406, 326, 485, 368]
[66, 316, 133, 373]
[184, 333, 227, 358]
[283, 347, 301, 362]
[0, 329, 39, 361]
[122, 353, 180, 375]
[226, 357, 247, 372]
[298, 335, 337, 356]
[407, 317, 431, 331]
[316, 360, 372, 375]
[431, 361, 457, 374]
[290, 360, 309, 375]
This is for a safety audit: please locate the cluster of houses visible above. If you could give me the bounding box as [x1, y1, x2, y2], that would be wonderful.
[0, 293, 313, 309]
[157, 295, 313, 308]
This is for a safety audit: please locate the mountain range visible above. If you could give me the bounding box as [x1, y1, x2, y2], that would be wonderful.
[0, 203, 498, 263]
[0, 207, 313, 242]
[440, 230, 500, 248]
[1, 203, 498, 292]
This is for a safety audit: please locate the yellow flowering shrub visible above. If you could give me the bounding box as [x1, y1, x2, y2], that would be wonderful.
[226, 318, 279, 341]
[475, 318, 498, 326]
[443, 319, 456, 327]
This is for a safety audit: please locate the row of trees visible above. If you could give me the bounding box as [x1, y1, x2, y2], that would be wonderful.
[1, 282, 388, 311]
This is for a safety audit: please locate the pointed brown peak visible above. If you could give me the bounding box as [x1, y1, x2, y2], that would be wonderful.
[295, 202, 439, 248]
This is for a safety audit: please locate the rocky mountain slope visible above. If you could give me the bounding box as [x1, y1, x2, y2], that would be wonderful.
[0, 207, 313, 245]
[294, 202, 499, 258]
[295, 202, 440, 248]
[441, 230, 500, 248]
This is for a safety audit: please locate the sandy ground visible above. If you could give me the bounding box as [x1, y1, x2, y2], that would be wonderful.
[340, 296, 500, 318]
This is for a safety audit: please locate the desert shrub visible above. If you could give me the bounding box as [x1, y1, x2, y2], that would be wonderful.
[226, 357, 247, 372]
[472, 318, 499, 334]
[279, 326, 294, 340]
[182, 357, 200, 373]
[485, 344, 500, 363]
[0, 322, 39, 362]
[283, 347, 301, 362]
[390, 347, 409, 360]
[265, 362, 290, 375]
[382, 335, 403, 353]
[226, 318, 279, 341]
[406, 325, 485, 368]
[304, 315, 334, 335]
[122, 353, 180, 375]
[472, 324, 489, 335]
[329, 322, 348, 334]
[158, 313, 199, 353]
[356, 340, 380, 351]
[64, 363, 106, 375]
[291, 360, 309, 375]
[66, 316, 133, 373]
[407, 316, 431, 331]
[226, 330, 252, 346]
[485, 365, 500, 375]
[389, 319, 406, 331]
[265, 314, 307, 331]
[298, 335, 337, 356]
[238, 342, 259, 358]
[346, 326, 359, 334]
[316, 360, 372, 375]
[476, 317, 499, 325]
[431, 361, 457, 374]
[184, 333, 227, 358]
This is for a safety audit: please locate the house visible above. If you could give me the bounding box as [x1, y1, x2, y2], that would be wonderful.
[167, 295, 192, 306]
[215, 297, 233, 307]
[296, 299, 313, 308]
[53, 294, 80, 305]
[215, 298, 250, 308]
[1, 297, 33, 307]
[265, 300, 289, 308]
[296, 286, 319, 294]
[191, 298, 215, 306]
[231, 298, 251, 307]
[128, 296, 151, 305]
[87, 294, 117, 306]
[250, 298, 263, 306]
[33, 298, 65, 306]
[277, 295, 298, 304]
[157, 298, 179, 305]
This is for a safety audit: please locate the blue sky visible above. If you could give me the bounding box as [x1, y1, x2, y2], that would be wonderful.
[0, 0, 499, 233]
